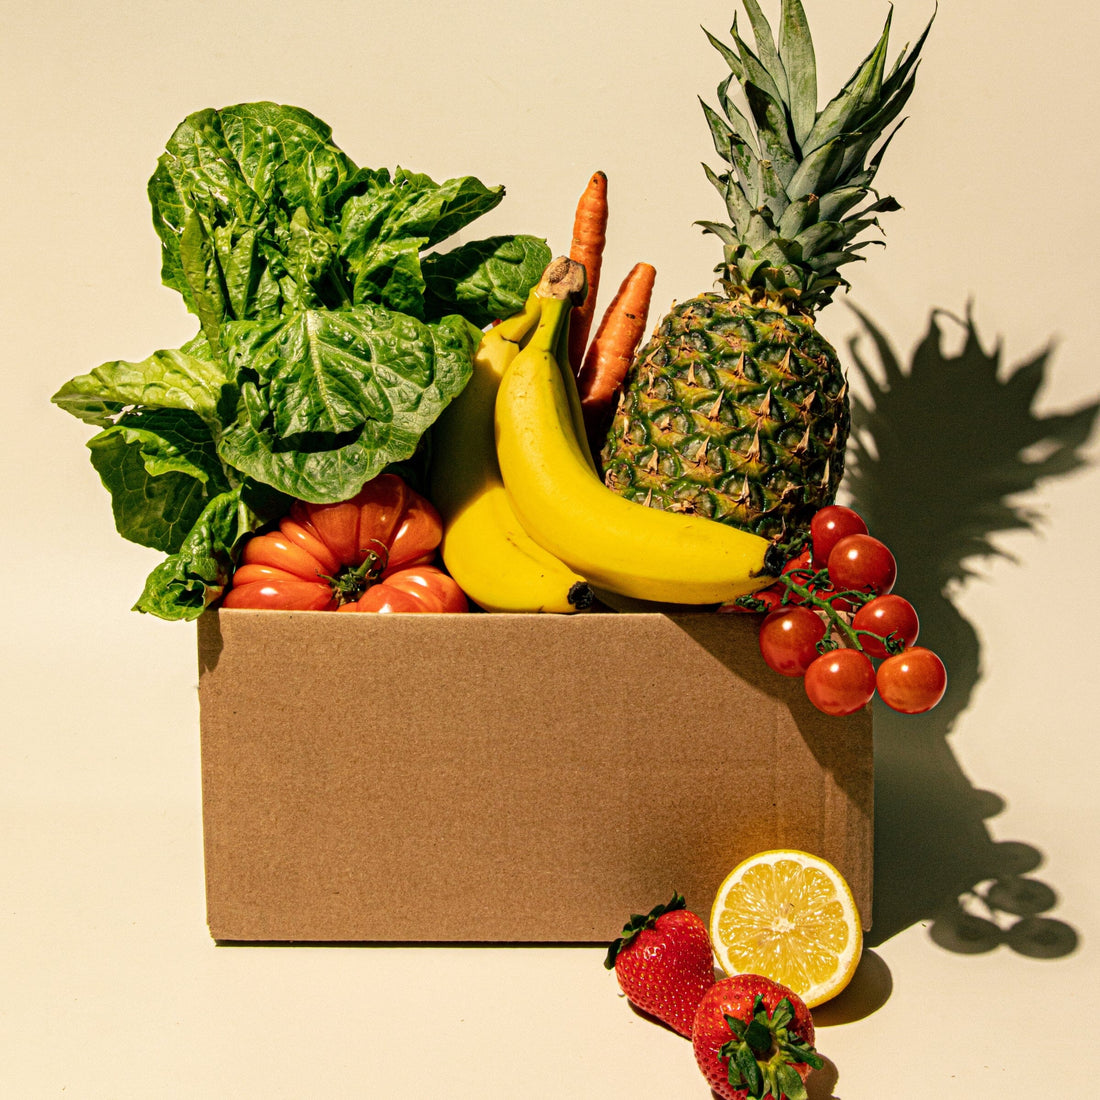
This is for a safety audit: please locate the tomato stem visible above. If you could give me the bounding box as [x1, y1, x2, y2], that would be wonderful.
[777, 568, 878, 654]
[322, 539, 390, 605]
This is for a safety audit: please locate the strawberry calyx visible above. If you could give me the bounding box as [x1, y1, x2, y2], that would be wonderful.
[603, 892, 687, 970]
[717, 994, 823, 1100]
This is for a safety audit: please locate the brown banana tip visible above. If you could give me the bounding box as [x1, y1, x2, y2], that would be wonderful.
[537, 256, 588, 305]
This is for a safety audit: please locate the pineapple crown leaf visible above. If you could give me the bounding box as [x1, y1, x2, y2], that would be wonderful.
[698, 0, 935, 312]
[802, 6, 894, 156]
[777, 0, 818, 147]
[729, 10, 786, 112]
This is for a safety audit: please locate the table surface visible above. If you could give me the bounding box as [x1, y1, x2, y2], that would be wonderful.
[5, 2, 1099, 1096]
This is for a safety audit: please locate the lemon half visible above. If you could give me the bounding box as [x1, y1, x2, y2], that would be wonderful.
[709, 849, 863, 1009]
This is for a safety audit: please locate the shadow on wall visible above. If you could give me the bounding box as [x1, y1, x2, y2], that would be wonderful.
[843, 303, 1097, 956]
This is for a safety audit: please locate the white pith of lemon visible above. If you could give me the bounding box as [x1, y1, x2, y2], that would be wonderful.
[709, 849, 863, 1009]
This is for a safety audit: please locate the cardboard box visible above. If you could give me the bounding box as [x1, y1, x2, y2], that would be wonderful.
[196, 609, 872, 943]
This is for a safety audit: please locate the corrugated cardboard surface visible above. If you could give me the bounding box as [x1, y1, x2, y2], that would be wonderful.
[196, 609, 872, 943]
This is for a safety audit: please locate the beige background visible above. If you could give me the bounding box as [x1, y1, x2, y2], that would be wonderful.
[3, 1, 1098, 1096]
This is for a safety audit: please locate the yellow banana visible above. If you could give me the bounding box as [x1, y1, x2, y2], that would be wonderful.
[495, 259, 778, 605]
[429, 292, 593, 613]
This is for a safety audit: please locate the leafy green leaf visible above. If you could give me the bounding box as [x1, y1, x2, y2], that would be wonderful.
[86, 409, 229, 552]
[51, 345, 230, 428]
[421, 235, 551, 328]
[132, 482, 288, 621]
[216, 305, 476, 502]
[59, 100, 545, 619]
[148, 102, 359, 329]
[338, 168, 504, 311]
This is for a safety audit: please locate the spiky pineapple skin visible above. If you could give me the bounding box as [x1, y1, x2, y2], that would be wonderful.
[600, 291, 849, 540]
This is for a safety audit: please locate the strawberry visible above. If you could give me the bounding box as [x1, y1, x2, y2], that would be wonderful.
[691, 974, 823, 1100]
[604, 893, 716, 1037]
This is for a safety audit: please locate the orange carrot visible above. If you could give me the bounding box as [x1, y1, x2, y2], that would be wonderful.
[576, 261, 657, 451]
[567, 170, 609, 372]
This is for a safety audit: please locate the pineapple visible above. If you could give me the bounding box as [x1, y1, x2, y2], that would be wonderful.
[601, 0, 933, 540]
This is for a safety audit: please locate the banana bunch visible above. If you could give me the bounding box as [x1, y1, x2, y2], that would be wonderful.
[430, 291, 593, 613]
[432, 257, 777, 611]
[493, 258, 778, 606]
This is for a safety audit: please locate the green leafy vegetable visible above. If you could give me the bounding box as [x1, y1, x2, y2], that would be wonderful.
[132, 482, 290, 621]
[53, 100, 551, 620]
[422, 235, 556, 329]
[216, 306, 477, 502]
[87, 410, 229, 553]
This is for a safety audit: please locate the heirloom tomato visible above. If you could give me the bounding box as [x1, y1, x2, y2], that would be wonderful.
[223, 473, 468, 614]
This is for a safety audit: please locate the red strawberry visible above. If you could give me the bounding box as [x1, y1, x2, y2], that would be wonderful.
[604, 893, 716, 1037]
[691, 974, 823, 1100]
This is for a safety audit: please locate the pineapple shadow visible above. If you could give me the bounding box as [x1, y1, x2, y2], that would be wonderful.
[842, 302, 1097, 955]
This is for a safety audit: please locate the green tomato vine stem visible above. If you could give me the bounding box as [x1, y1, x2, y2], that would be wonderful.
[775, 568, 903, 657]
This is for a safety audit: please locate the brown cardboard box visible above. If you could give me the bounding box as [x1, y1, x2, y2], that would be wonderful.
[196, 608, 872, 943]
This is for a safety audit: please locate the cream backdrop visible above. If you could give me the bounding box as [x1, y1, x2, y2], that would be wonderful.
[3, 1, 1098, 1097]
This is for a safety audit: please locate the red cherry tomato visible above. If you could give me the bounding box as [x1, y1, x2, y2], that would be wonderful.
[776, 547, 813, 605]
[876, 647, 947, 714]
[718, 585, 785, 614]
[851, 594, 920, 658]
[782, 547, 813, 576]
[810, 505, 868, 567]
[804, 648, 876, 716]
[758, 606, 827, 677]
[827, 533, 897, 597]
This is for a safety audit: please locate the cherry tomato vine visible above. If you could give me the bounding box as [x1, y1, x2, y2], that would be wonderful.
[727, 506, 947, 717]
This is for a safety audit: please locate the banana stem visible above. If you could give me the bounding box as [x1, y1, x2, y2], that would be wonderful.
[537, 256, 587, 304]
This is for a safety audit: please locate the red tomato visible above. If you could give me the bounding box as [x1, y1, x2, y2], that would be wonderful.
[342, 565, 469, 614]
[775, 547, 814, 604]
[718, 585, 785, 614]
[759, 606, 827, 677]
[223, 474, 468, 614]
[810, 505, 868, 567]
[804, 648, 876, 716]
[827, 533, 897, 597]
[852, 594, 920, 658]
[876, 647, 947, 714]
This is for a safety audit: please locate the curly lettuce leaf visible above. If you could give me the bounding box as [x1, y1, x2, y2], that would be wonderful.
[422, 234, 552, 328]
[216, 305, 476, 502]
[133, 481, 288, 621]
[148, 102, 359, 337]
[337, 168, 505, 313]
[147, 104, 529, 336]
